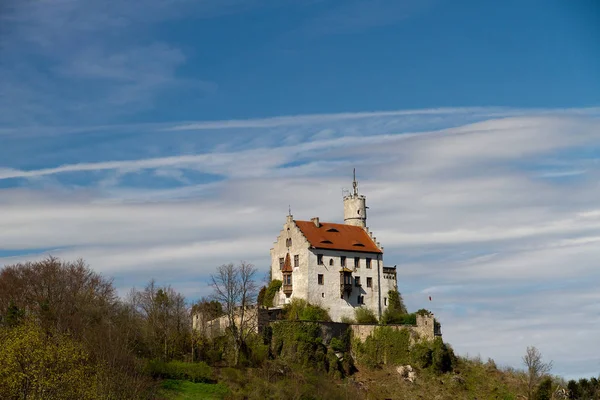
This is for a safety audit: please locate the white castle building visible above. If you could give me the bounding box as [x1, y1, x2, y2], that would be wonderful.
[270, 172, 398, 322]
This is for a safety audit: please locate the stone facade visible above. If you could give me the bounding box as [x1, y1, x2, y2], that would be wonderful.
[350, 313, 440, 343]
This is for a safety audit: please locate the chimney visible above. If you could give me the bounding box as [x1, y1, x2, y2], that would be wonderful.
[311, 217, 320, 227]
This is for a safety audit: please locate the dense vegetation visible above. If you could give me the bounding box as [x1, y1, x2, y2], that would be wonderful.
[1, 257, 597, 399]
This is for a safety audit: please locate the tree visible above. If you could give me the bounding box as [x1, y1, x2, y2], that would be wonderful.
[381, 289, 408, 324]
[523, 346, 553, 400]
[0, 319, 99, 399]
[210, 262, 258, 366]
[129, 280, 190, 360]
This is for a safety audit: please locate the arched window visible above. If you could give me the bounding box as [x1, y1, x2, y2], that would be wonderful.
[329, 259, 334, 266]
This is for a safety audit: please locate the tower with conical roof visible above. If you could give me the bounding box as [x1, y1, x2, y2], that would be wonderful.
[343, 168, 367, 228]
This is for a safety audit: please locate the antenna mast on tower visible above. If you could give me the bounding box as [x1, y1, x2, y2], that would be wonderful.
[352, 168, 358, 196]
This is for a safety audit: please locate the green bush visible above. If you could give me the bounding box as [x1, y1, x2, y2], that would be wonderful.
[282, 299, 331, 322]
[353, 326, 411, 368]
[263, 280, 282, 308]
[410, 341, 433, 369]
[409, 338, 455, 374]
[329, 337, 345, 352]
[431, 338, 455, 374]
[354, 307, 378, 324]
[145, 360, 214, 383]
[340, 316, 354, 324]
[381, 311, 416, 325]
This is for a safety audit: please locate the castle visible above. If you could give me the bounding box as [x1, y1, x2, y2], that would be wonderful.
[193, 172, 440, 340]
[269, 171, 398, 322]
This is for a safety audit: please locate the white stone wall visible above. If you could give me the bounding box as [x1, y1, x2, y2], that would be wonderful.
[306, 248, 386, 321]
[270, 216, 398, 322]
[269, 215, 311, 307]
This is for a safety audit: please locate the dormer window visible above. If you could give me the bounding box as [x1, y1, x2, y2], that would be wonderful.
[320, 239, 333, 244]
[326, 228, 339, 232]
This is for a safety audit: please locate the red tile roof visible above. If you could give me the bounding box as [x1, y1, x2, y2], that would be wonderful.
[295, 220, 382, 254]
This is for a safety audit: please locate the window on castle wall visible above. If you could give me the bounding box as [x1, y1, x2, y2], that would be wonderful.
[329, 259, 334, 266]
[294, 255, 299, 268]
[367, 277, 372, 288]
[384, 297, 387, 306]
[341, 256, 346, 267]
[284, 274, 292, 285]
[318, 274, 324, 285]
[358, 295, 364, 304]
[279, 258, 284, 269]
[354, 257, 360, 268]
[317, 254, 323, 265]
[355, 276, 361, 287]
[366, 258, 372, 269]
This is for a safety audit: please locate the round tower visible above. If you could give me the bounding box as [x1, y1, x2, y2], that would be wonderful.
[344, 169, 367, 228]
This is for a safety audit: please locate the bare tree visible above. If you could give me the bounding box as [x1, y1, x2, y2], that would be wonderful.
[523, 345, 553, 400]
[210, 262, 258, 366]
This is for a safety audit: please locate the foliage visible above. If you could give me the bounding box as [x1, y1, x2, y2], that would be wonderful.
[270, 322, 346, 377]
[130, 280, 191, 361]
[191, 298, 223, 320]
[329, 337, 346, 352]
[145, 360, 214, 383]
[160, 379, 230, 400]
[566, 377, 600, 400]
[381, 311, 417, 325]
[380, 290, 411, 325]
[534, 377, 552, 400]
[282, 298, 331, 322]
[210, 262, 258, 366]
[431, 337, 456, 374]
[523, 346, 553, 400]
[0, 257, 158, 399]
[340, 316, 354, 324]
[389, 290, 408, 314]
[354, 306, 378, 323]
[353, 326, 411, 368]
[0, 318, 100, 399]
[256, 286, 267, 307]
[262, 279, 282, 308]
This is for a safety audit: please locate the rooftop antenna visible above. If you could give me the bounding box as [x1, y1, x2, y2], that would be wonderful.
[288, 204, 292, 216]
[352, 168, 358, 196]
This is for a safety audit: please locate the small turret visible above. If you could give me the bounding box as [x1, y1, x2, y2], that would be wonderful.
[344, 169, 367, 228]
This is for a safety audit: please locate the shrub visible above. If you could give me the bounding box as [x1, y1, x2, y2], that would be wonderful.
[431, 338, 455, 374]
[381, 311, 416, 325]
[340, 316, 355, 324]
[329, 337, 345, 352]
[0, 319, 100, 399]
[410, 341, 433, 369]
[353, 326, 411, 368]
[263, 280, 282, 308]
[283, 299, 331, 322]
[354, 307, 378, 324]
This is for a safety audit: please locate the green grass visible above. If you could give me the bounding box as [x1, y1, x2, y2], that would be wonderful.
[160, 379, 230, 400]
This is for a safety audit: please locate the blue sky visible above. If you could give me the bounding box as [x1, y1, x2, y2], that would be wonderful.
[1, 0, 600, 379]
